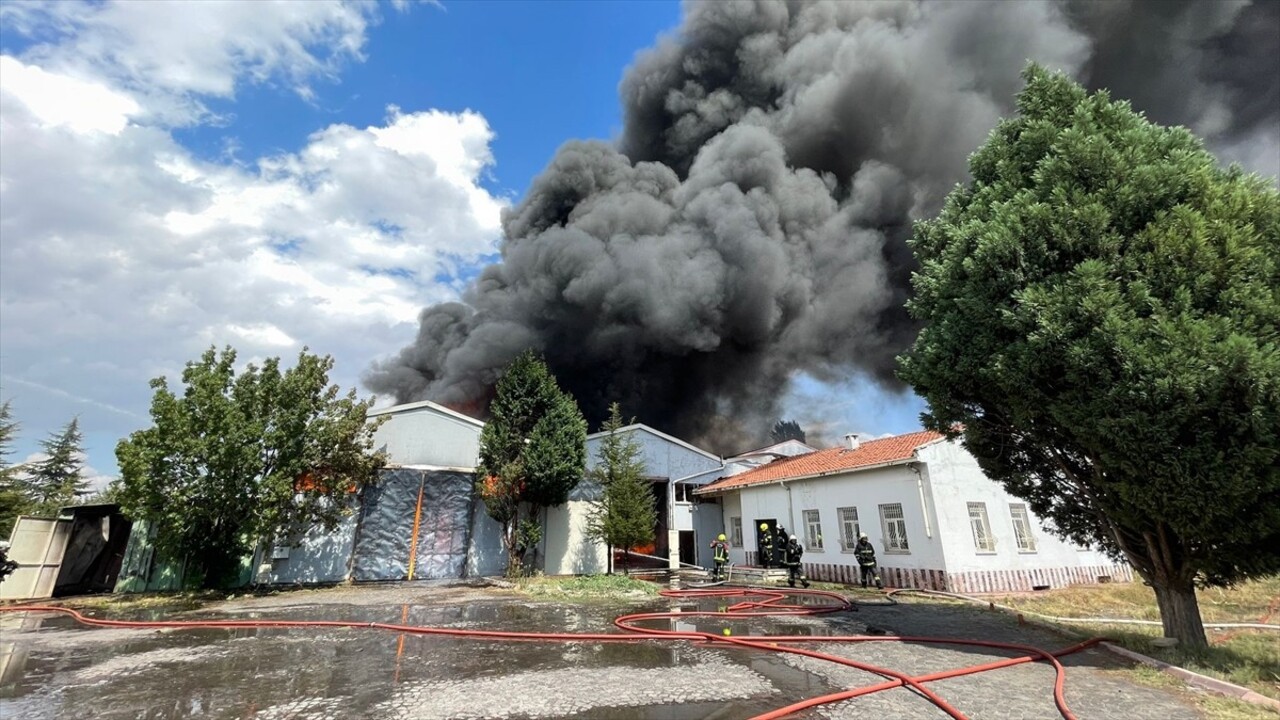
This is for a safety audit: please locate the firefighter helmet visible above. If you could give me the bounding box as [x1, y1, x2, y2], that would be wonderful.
[759, 523, 769, 531]
[717, 533, 726, 541]
[790, 535, 797, 541]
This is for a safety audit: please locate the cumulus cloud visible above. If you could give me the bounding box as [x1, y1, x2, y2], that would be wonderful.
[0, 2, 503, 467]
[0, 0, 380, 124]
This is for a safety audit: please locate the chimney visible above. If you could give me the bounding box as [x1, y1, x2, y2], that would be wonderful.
[844, 433, 862, 450]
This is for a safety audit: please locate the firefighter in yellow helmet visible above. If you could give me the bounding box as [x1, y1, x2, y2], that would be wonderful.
[709, 533, 730, 581]
[758, 522, 775, 568]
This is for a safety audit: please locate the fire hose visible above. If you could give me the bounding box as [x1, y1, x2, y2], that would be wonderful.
[1, 587, 1104, 720]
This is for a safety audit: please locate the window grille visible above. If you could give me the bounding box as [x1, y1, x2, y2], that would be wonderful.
[837, 506, 860, 550]
[967, 502, 996, 552]
[1009, 503, 1037, 552]
[879, 503, 910, 552]
[803, 509, 823, 550]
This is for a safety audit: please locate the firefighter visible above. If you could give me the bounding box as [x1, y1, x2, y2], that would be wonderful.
[758, 523, 774, 568]
[774, 526, 790, 569]
[709, 533, 730, 581]
[784, 534, 810, 588]
[854, 533, 884, 589]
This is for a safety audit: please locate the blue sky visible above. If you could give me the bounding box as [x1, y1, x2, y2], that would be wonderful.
[0, 0, 925, 487]
[168, 1, 683, 196]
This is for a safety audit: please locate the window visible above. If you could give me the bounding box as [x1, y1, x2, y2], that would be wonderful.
[674, 484, 694, 503]
[802, 509, 824, 550]
[729, 517, 743, 547]
[1009, 503, 1037, 552]
[837, 506, 860, 551]
[967, 502, 996, 552]
[879, 503, 910, 552]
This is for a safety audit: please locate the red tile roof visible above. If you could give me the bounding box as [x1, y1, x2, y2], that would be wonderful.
[696, 430, 945, 494]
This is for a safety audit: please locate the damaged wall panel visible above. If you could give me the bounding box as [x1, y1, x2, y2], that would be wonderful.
[350, 468, 477, 582]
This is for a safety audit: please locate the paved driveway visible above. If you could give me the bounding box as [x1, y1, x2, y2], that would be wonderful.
[0, 583, 1204, 719]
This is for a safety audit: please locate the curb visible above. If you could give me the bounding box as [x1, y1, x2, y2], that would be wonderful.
[929, 592, 1280, 713]
[1100, 641, 1280, 711]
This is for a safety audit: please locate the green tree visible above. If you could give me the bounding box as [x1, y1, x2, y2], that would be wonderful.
[27, 418, 87, 512]
[897, 65, 1280, 648]
[586, 403, 656, 573]
[476, 351, 587, 576]
[0, 399, 32, 538]
[116, 346, 386, 588]
[770, 419, 807, 444]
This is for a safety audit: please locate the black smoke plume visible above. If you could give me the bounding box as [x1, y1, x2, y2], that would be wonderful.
[366, 0, 1279, 453]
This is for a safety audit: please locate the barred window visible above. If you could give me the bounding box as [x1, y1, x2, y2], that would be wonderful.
[803, 509, 823, 550]
[967, 502, 996, 552]
[1009, 503, 1037, 552]
[879, 503, 910, 552]
[729, 517, 743, 547]
[838, 506, 860, 550]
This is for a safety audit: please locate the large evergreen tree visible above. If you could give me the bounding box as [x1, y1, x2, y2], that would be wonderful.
[477, 350, 587, 576]
[586, 403, 656, 572]
[898, 65, 1280, 648]
[27, 418, 87, 512]
[770, 419, 807, 444]
[0, 400, 31, 539]
[116, 346, 385, 588]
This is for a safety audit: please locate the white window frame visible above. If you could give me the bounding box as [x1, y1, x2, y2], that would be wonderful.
[837, 506, 860, 552]
[967, 502, 997, 553]
[803, 509, 824, 551]
[1009, 503, 1038, 553]
[878, 503, 910, 554]
[674, 484, 694, 503]
[729, 517, 743, 548]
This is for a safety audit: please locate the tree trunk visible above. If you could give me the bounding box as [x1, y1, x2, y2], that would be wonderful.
[1151, 575, 1208, 649]
[505, 506, 521, 578]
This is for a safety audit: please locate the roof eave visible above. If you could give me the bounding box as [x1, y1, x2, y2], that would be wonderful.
[695, 457, 915, 496]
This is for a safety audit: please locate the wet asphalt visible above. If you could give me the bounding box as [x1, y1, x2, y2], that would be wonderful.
[0, 583, 1205, 720]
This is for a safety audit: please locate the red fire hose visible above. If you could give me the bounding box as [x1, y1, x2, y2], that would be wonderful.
[0, 586, 1102, 720]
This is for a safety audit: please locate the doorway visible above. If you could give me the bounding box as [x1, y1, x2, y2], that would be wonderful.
[678, 530, 696, 567]
[753, 518, 778, 567]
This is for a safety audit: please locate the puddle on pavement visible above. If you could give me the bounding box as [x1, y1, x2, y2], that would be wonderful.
[0, 590, 1189, 720]
[0, 595, 869, 720]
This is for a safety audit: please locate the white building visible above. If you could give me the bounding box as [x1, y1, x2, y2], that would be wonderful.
[695, 430, 1132, 592]
[541, 424, 725, 575]
[250, 399, 506, 586]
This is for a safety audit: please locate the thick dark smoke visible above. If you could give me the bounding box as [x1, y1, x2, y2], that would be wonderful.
[366, 0, 1280, 453]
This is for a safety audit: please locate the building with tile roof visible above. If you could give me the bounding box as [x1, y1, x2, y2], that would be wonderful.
[696, 430, 1132, 593]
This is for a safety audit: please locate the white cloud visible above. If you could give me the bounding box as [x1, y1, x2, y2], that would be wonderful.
[0, 56, 140, 135]
[0, 0, 379, 125]
[0, 2, 505, 474]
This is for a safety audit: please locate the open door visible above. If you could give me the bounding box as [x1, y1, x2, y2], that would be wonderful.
[753, 518, 777, 568]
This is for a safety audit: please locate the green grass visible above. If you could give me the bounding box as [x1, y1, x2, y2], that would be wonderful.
[512, 574, 661, 600]
[53, 589, 225, 612]
[989, 576, 1280, 702]
[1117, 665, 1279, 720]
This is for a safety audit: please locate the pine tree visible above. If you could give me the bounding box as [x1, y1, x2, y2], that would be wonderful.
[477, 351, 587, 576]
[0, 400, 33, 538]
[586, 403, 656, 572]
[28, 418, 87, 512]
[770, 419, 806, 444]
